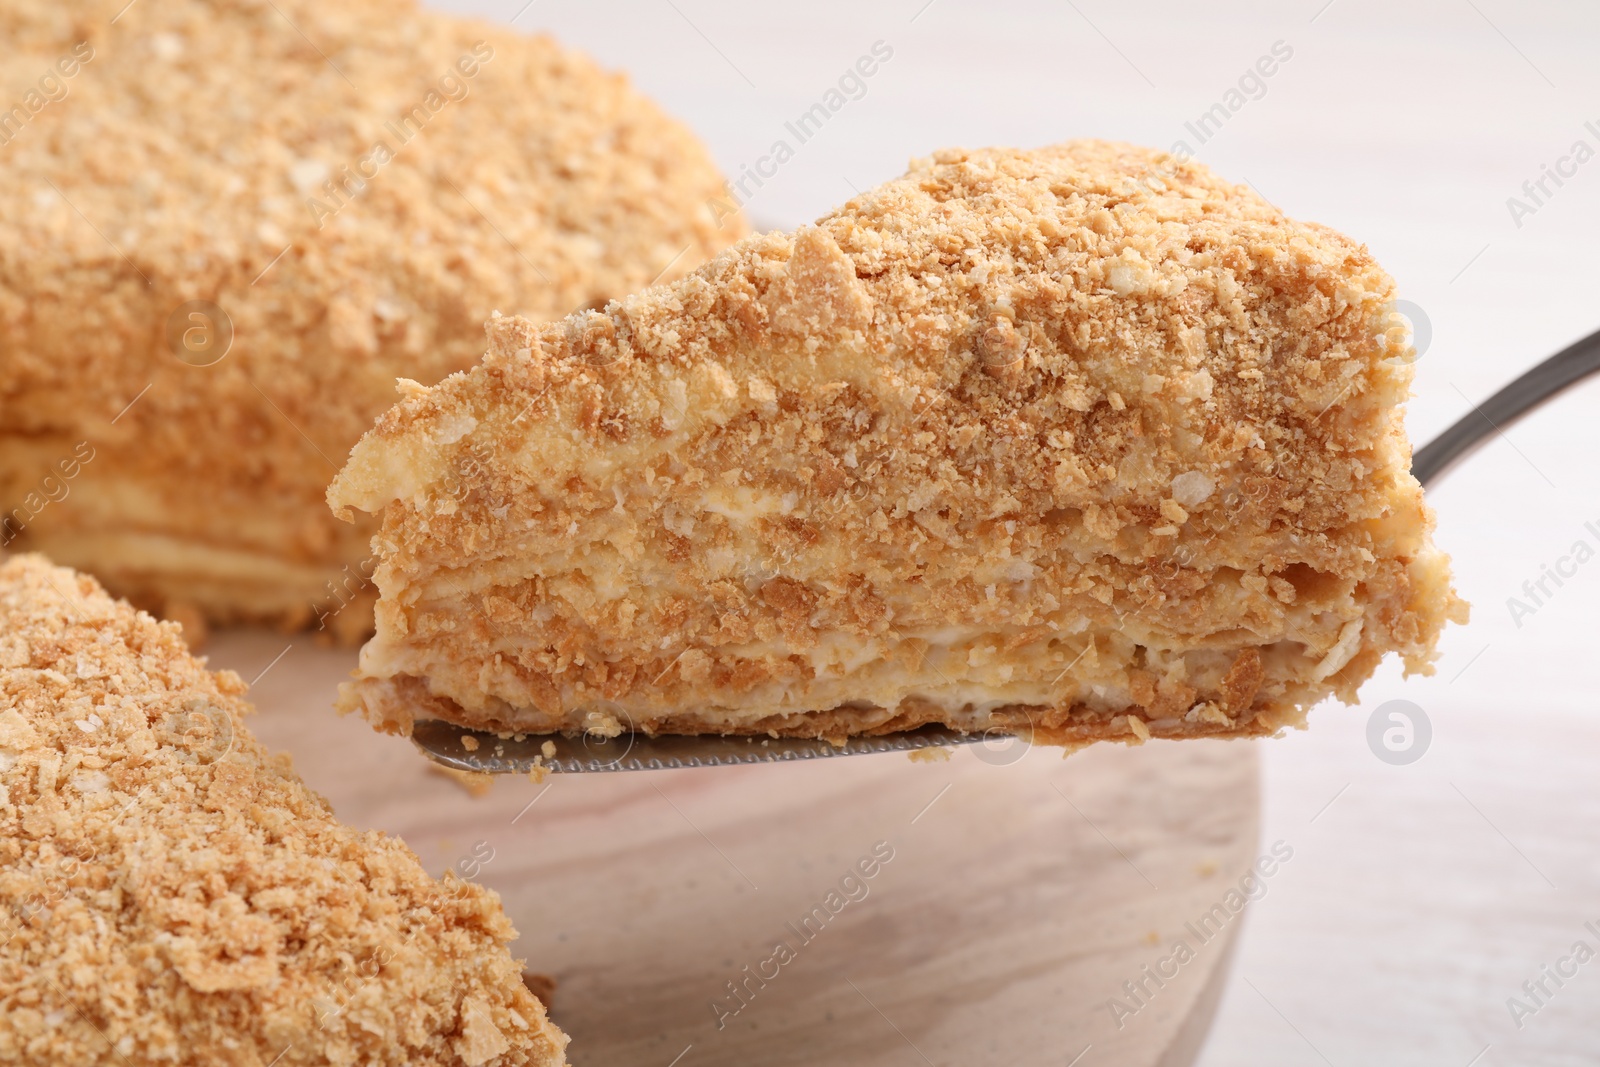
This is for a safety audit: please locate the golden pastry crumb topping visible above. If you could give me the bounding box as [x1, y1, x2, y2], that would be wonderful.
[0, 554, 567, 1066]
[0, 0, 742, 634]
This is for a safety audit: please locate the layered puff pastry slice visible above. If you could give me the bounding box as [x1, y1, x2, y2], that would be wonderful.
[0, 555, 567, 1067]
[0, 0, 742, 640]
[328, 141, 1465, 750]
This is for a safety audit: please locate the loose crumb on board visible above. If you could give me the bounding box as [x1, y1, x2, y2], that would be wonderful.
[908, 747, 953, 764]
[428, 763, 497, 797]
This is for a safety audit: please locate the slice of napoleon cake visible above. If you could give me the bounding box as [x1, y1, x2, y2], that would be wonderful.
[327, 140, 1466, 750]
[0, 555, 567, 1066]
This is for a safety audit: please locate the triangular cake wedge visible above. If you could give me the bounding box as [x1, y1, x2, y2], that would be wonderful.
[329, 141, 1465, 748]
[0, 555, 567, 1066]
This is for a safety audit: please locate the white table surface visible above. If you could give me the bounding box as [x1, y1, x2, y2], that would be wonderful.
[411, 2, 1600, 1062]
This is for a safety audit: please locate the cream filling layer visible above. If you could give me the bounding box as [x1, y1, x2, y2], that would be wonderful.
[357, 591, 1360, 731]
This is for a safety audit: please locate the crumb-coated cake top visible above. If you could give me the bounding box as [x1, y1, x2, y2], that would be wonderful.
[0, 555, 566, 1066]
[0, 0, 738, 449]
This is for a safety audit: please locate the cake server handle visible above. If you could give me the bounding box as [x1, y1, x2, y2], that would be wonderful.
[1411, 323, 1600, 487]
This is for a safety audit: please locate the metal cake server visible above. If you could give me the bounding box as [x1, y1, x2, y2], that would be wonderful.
[416, 324, 1600, 774]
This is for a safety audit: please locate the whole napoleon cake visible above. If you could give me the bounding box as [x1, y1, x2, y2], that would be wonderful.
[0, 0, 742, 640]
[329, 141, 1466, 748]
[0, 555, 567, 1066]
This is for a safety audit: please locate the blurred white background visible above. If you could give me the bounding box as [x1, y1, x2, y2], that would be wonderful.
[419, 2, 1600, 1062]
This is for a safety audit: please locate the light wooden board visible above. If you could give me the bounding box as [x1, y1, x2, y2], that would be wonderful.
[209, 629, 1262, 1067]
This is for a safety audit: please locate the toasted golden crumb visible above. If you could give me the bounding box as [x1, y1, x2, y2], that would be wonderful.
[430, 763, 498, 798]
[329, 141, 1465, 749]
[0, 0, 743, 636]
[0, 555, 566, 1066]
